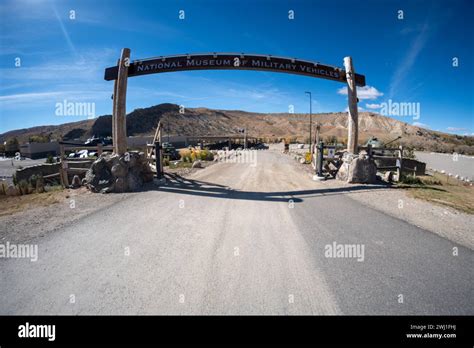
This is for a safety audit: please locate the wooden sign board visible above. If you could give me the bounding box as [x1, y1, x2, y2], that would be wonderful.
[104, 53, 366, 86]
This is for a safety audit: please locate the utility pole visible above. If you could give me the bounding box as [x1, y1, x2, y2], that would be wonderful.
[305, 91, 312, 151]
[244, 127, 247, 149]
[238, 128, 247, 149]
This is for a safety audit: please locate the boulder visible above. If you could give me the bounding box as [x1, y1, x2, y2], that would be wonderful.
[127, 172, 143, 191]
[142, 171, 154, 183]
[111, 163, 127, 177]
[336, 162, 350, 181]
[336, 152, 353, 181]
[336, 153, 377, 184]
[84, 152, 154, 193]
[71, 175, 81, 188]
[104, 154, 119, 169]
[347, 157, 377, 184]
[383, 171, 394, 183]
[192, 160, 203, 168]
[114, 177, 127, 193]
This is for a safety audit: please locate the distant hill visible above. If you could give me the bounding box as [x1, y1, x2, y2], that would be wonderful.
[1, 103, 473, 154]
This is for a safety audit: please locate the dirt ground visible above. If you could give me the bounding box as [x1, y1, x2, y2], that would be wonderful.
[0, 187, 133, 244]
[1, 150, 472, 250]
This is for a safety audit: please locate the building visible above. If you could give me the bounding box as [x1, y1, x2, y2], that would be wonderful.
[20, 142, 60, 159]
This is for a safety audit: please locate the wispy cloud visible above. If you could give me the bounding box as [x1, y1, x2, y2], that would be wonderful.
[337, 85, 383, 100]
[51, 3, 78, 60]
[0, 90, 110, 107]
[344, 106, 365, 112]
[365, 103, 382, 109]
[446, 127, 467, 131]
[388, 22, 431, 98]
[0, 48, 116, 90]
[0, 92, 63, 102]
[413, 121, 430, 129]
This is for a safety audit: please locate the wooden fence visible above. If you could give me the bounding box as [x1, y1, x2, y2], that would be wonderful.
[58, 142, 114, 187]
[58, 141, 156, 187]
[360, 145, 424, 178]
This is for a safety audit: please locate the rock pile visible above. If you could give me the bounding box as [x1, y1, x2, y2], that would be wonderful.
[336, 152, 378, 184]
[84, 152, 154, 193]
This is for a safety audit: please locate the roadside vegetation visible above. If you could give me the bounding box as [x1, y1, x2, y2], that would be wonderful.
[179, 148, 214, 163]
[0, 184, 64, 217]
[397, 172, 473, 214]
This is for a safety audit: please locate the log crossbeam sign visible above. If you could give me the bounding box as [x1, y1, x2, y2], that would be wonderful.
[105, 50, 365, 155]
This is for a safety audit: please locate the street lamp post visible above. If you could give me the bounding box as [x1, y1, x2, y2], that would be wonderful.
[305, 91, 312, 151]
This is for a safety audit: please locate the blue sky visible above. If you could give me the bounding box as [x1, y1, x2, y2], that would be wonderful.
[0, 0, 473, 135]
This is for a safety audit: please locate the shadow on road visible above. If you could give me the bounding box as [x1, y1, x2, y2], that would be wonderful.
[148, 173, 390, 203]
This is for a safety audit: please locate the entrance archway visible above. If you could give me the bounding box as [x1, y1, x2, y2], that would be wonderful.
[104, 49, 366, 156]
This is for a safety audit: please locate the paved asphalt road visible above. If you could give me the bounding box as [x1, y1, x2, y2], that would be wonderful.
[1, 150, 472, 314]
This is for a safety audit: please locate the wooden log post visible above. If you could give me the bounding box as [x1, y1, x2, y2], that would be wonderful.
[155, 141, 162, 180]
[344, 56, 359, 154]
[111, 59, 119, 151]
[113, 48, 130, 155]
[61, 159, 69, 187]
[397, 145, 404, 181]
[158, 121, 163, 175]
[59, 144, 65, 187]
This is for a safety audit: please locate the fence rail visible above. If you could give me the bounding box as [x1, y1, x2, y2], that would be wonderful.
[58, 142, 112, 187]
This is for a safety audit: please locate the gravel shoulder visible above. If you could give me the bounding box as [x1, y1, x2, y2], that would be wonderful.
[0, 187, 135, 244]
[0, 161, 215, 245]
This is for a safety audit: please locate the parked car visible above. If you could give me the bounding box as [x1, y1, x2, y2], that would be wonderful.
[84, 136, 111, 146]
[162, 143, 179, 160]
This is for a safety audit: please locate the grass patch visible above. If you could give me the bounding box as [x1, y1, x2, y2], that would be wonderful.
[168, 161, 193, 169]
[0, 185, 66, 217]
[397, 173, 474, 214]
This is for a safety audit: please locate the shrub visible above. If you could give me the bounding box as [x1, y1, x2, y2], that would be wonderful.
[179, 148, 214, 162]
[404, 147, 416, 159]
[400, 175, 423, 185]
[18, 180, 31, 195]
[199, 149, 214, 161]
[179, 149, 192, 162]
[420, 177, 442, 186]
[0, 181, 7, 195]
[29, 134, 50, 143]
[29, 174, 43, 188]
[46, 154, 55, 164]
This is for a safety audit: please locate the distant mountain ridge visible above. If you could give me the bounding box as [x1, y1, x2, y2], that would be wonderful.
[1, 103, 473, 154]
